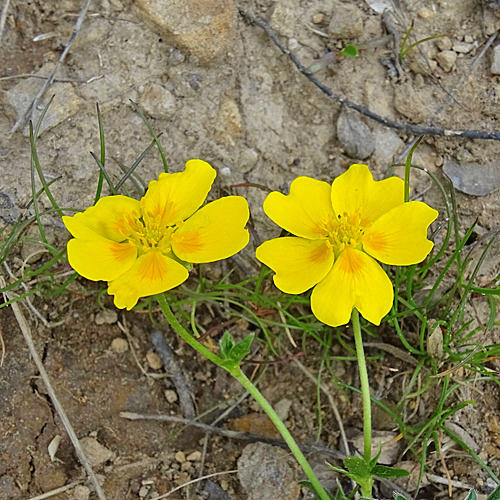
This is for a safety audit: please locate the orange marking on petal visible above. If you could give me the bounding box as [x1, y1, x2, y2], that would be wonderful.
[363, 232, 387, 252]
[172, 231, 202, 254]
[309, 242, 331, 264]
[137, 251, 167, 283]
[110, 242, 135, 261]
[338, 248, 363, 274]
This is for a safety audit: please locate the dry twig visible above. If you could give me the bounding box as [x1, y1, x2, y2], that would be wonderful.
[150, 330, 196, 420]
[120, 411, 344, 459]
[10, 0, 93, 134]
[0, 0, 10, 45]
[237, 5, 500, 142]
[0, 274, 108, 500]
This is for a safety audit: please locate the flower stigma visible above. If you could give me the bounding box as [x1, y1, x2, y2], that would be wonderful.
[320, 211, 368, 259]
[122, 213, 178, 256]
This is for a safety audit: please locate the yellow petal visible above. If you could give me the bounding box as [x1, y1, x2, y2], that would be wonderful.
[63, 195, 141, 242]
[256, 237, 334, 294]
[107, 251, 189, 310]
[67, 236, 137, 282]
[171, 196, 249, 263]
[141, 159, 216, 226]
[362, 201, 438, 265]
[331, 164, 405, 226]
[263, 177, 335, 239]
[311, 248, 393, 327]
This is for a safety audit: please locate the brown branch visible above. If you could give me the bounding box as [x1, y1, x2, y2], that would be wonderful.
[237, 5, 500, 142]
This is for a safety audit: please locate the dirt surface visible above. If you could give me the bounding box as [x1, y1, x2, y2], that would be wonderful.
[2, 0, 500, 499]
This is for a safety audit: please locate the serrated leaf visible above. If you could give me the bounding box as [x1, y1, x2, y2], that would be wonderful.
[487, 485, 500, 500]
[372, 465, 410, 479]
[219, 331, 234, 358]
[344, 456, 371, 478]
[219, 332, 254, 370]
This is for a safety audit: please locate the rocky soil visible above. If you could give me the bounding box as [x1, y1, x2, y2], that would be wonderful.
[2, 0, 500, 499]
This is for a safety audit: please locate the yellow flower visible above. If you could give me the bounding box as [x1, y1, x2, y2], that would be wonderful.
[63, 159, 250, 310]
[255, 164, 438, 327]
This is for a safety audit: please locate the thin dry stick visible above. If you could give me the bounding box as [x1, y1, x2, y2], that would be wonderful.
[1, 276, 108, 500]
[292, 358, 350, 456]
[437, 431, 453, 497]
[0, 0, 10, 45]
[26, 481, 82, 500]
[150, 330, 196, 420]
[237, 5, 500, 142]
[276, 302, 297, 348]
[120, 411, 344, 459]
[10, 0, 93, 133]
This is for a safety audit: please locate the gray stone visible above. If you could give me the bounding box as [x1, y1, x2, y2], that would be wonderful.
[435, 50, 457, 72]
[443, 158, 500, 196]
[134, 0, 238, 65]
[79, 437, 115, 467]
[95, 309, 118, 325]
[409, 56, 437, 76]
[139, 83, 176, 119]
[270, 1, 297, 38]
[372, 129, 404, 166]
[238, 443, 301, 500]
[328, 0, 364, 39]
[6, 63, 82, 137]
[491, 45, 500, 75]
[239, 148, 259, 173]
[0, 192, 19, 225]
[436, 37, 452, 51]
[452, 41, 476, 53]
[336, 108, 375, 160]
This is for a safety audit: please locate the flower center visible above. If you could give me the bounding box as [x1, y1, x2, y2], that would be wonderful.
[123, 213, 176, 255]
[322, 211, 369, 258]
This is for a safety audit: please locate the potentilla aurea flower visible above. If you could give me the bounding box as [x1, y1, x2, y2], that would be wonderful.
[63, 160, 249, 309]
[256, 164, 438, 327]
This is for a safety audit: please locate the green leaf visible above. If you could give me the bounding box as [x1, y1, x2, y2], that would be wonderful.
[339, 44, 358, 58]
[219, 332, 254, 370]
[464, 490, 477, 500]
[344, 456, 371, 478]
[372, 465, 410, 479]
[487, 485, 500, 500]
[370, 445, 382, 468]
[394, 495, 410, 500]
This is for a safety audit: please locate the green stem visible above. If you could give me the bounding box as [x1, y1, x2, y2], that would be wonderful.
[351, 308, 373, 497]
[157, 293, 331, 500]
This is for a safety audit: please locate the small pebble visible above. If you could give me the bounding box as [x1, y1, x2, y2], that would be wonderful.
[175, 451, 186, 463]
[187, 450, 202, 462]
[73, 485, 90, 500]
[95, 309, 118, 325]
[435, 50, 457, 72]
[165, 390, 178, 403]
[436, 37, 452, 51]
[138, 486, 149, 497]
[464, 35, 474, 43]
[417, 7, 434, 18]
[146, 352, 163, 370]
[312, 13, 324, 24]
[110, 338, 128, 353]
